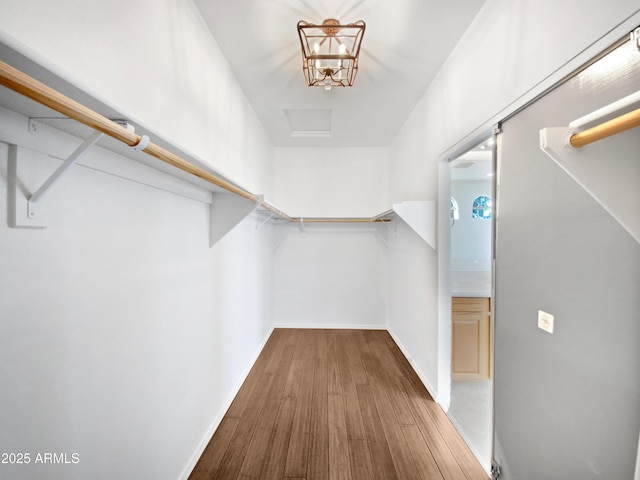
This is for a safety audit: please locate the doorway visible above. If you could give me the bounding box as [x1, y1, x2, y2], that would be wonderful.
[447, 135, 495, 471]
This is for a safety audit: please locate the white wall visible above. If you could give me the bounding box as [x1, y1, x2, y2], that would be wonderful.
[0, 0, 274, 198]
[273, 223, 387, 328]
[273, 147, 389, 217]
[390, 0, 640, 204]
[0, 123, 274, 478]
[0, 3, 278, 474]
[388, 0, 640, 404]
[386, 220, 439, 397]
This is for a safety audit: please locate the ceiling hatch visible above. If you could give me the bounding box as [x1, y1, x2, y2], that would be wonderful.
[283, 108, 332, 137]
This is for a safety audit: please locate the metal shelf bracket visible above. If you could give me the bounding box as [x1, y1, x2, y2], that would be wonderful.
[27, 130, 104, 218]
[255, 212, 275, 232]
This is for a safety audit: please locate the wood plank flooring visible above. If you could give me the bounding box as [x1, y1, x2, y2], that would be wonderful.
[189, 329, 488, 480]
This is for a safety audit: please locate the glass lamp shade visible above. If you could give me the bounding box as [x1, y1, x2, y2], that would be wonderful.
[297, 19, 365, 88]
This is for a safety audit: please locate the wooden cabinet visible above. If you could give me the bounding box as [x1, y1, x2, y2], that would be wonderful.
[452, 297, 490, 381]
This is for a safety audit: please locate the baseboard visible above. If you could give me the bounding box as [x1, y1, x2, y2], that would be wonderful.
[386, 327, 440, 405]
[447, 410, 491, 475]
[178, 326, 274, 480]
[273, 323, 387, 330]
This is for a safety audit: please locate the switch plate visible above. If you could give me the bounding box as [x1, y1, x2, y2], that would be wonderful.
[538, 310, 554, 333]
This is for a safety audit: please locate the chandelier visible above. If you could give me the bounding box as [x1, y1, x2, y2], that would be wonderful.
[297, 19, 366, 91]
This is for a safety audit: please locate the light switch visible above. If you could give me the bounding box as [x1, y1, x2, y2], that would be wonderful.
[538, 310, 554, 334]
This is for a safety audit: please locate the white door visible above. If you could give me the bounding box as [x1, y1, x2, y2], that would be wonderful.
[493, 34, 640, 478]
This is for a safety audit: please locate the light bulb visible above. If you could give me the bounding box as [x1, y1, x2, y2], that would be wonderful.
[339, 44, 346, 55]
[313, 43, 320, 53]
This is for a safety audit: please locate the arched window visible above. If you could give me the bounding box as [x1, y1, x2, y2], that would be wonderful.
[450, 197, 459, 223]
[472, 195, 492, 219]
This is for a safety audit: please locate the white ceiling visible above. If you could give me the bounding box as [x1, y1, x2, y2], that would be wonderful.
[451, 137, 494, 180]
[193, 0, 486, 148]
[451, 150, 493, 181]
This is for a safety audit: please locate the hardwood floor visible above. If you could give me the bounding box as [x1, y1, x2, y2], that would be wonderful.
[189, 329, 488, 480]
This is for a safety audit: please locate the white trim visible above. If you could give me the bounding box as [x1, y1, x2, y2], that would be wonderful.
[436, 157, 456, 409]
[447, 411, 491, 475]
[178, 326, 274, 480]
[273, 323, 387, 330]
[386, 327, 442, 409]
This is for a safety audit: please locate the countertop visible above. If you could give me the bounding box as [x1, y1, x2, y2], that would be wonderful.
[451, 270, 491, 297]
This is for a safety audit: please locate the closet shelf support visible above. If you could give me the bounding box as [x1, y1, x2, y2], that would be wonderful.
[256, 213, 275, 231]
[27, 130, 104, 218]
[539, 94, 640, 244]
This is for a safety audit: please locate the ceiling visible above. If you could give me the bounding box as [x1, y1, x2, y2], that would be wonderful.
[193, 0, 486, 148]
[451, 151, 493, 181]
[451, 137, 494, 181]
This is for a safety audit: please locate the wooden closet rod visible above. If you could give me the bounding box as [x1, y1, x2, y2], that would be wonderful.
[570, 107, 640, 148]
[0, 60, 395, 224]
[290, 218, 389, 223]
[261, 202, 293, 222]
[0, 60, 259, 202]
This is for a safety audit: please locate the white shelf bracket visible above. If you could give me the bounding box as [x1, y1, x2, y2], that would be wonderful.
[299, 218, 306, 238]
[392, 201, 437, 250]
[539, 88, 640, 244]
[255, 212, 275, 232]
[209, 193, 263, 247]
[539, 126, 640, 244]
[26, 130, 104, 219]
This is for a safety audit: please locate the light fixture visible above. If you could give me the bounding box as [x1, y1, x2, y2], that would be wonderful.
[297, 19, 365, 91]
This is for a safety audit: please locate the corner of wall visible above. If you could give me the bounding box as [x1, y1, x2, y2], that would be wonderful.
[178, 325, 275, 480]
[386, 327, 440, 405]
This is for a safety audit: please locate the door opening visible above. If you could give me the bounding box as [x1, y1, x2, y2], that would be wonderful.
[447, 135, 496, 471]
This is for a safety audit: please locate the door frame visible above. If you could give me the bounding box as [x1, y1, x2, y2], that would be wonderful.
[436, 127, 493, 411]
[438, 128, 497, 473]
[436, 15, 640, 475]
[434, 7, 640, 419]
